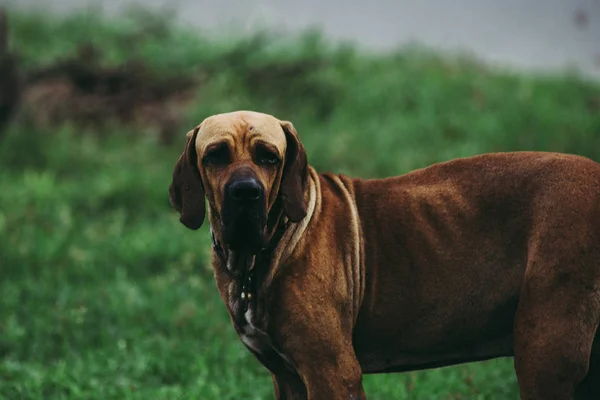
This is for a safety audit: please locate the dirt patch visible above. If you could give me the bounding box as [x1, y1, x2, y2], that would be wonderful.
[22, 46, 198, 143]
[0, 10, 199, 143]
[21, 43, 199, 144]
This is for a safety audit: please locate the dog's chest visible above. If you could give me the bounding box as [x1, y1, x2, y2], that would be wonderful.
[240, 308, 270, 355]
[229, 285, 293, 368]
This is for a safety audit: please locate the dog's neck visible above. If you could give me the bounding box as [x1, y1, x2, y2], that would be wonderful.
[207, 197, 290, 303]
[209, 211, 289, 295]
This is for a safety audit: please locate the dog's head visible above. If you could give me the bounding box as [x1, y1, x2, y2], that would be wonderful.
[169, 111, 308, 253]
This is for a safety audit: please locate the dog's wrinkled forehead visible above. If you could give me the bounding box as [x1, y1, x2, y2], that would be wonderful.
[194, 111, 287, 156]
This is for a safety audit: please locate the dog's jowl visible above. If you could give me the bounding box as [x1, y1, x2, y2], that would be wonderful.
[170, 110, 600, 400]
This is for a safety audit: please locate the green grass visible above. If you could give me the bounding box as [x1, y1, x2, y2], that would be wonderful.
[1, 9, 600, 400]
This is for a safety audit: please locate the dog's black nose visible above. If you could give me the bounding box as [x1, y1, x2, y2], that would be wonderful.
[229, 178, 262, 201]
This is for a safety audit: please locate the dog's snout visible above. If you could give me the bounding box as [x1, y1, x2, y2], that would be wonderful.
[222, 175, 267, 252]
[229, 178, 262, 202]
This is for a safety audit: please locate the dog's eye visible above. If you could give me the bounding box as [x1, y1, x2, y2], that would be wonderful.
[255, 147, 281, 166]
[203, 144, 230, 166]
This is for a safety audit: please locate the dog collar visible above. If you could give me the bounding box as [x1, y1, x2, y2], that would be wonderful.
[210, 225, 227, 265]
[208, 226, 257, 304]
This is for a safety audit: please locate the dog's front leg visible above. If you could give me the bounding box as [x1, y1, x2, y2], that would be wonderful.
[295, 343, 366, 400]
[276, 309, 366, 400]
[271, 371, 307, 400]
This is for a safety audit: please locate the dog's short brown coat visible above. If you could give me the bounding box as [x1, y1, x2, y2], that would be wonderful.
[170, 111, 600, 399]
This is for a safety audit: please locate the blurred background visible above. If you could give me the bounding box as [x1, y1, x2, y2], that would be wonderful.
[0, 0, 598, 399]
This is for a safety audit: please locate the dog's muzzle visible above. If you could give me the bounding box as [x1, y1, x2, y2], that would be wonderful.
[221, 170, 268, 253]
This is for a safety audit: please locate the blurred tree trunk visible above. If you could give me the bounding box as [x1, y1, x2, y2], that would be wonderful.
[0, 9, 20, 137]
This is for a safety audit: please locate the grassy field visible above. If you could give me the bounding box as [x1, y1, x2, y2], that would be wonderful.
[1, 10, 600, 400]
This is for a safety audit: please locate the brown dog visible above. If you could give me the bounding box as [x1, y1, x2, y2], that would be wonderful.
[169, 110, 600, 399]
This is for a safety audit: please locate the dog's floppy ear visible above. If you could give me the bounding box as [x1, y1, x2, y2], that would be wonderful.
[169, 126, 205, 230]
[279, 121, 308, 222]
